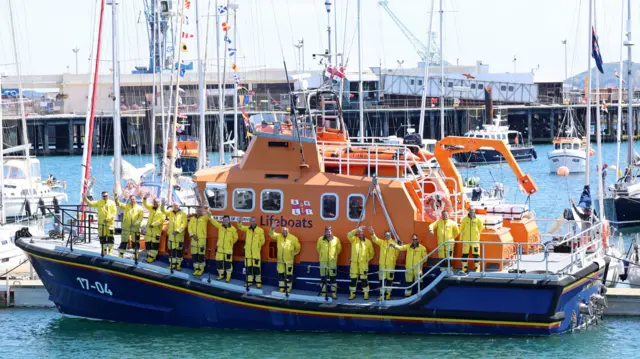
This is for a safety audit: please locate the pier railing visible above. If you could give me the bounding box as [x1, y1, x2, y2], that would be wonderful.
[379, 220, 606, 302]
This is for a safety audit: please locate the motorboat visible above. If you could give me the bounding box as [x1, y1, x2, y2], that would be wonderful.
[548, 107, 589, 173]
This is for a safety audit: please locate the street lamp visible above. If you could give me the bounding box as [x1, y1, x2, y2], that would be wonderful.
[72, 47, 80, 74]
[294, 39, 305, 71]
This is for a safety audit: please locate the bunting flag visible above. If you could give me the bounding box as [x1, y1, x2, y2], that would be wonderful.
[182, 16, 189, 25]
[614, 68, 626, 84]
[591, 27, 604, 74]
[234, 73, 240, 84]
[184, 0, 191, 9]
[325, 66, 344, 79]
[180, 67, 186, 78]
[602, 101, 608, 113]
[180, 42, 188, 53]
[218, 5, 228, 14]
[228, 48, 236, 57]
[224, 36, 232, 44]
[241, 108, 249, 121]
[181, 32, 194, 38]
[222, 22, 230, 32]
[232, 63, 238, 71]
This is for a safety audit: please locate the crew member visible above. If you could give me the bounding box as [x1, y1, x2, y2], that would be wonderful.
[428, 211, 460, 266]
[84, 191, 117, 256]
[347, 227, 374, 300]
[238, 217, 266, 288]
[269, 222, 301, 293]
[316, 226, 342, 299]
[115, 195, 144, 259]
[143, 196, 166, 263]
[392, 234, 428, 297]
[188, 206, 209, 276]
[371, 228, 401, 301]
[209, 214, 239, 282]
[460, 208, 484, 272]
[163, 202, 188, 270]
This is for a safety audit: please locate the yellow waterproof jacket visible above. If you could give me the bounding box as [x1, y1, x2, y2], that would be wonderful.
[316, 235, 342, 263]
[163, 208, 188, 235]
[116, 201, 144, 231]
[210, 218, 239, 255]
[347, 230, 374, 264]
[86, 199, 117, 229]
[269, 229, 301, 265]
[460, 217, 484, 243]
[429, 219, 460, 243]
[188, 215, 209, 244]
[372, 234, 401, 269]
[396, 243, 428, 269]
[143, 202, 166, 237]
[238, 223, 266, 260]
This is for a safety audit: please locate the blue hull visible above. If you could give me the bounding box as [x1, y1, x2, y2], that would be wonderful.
[454, 147, 536, 164]
[20, 240, 606, 335]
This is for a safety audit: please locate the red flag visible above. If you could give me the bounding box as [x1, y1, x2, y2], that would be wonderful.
[181, 32, 194, 38]
[184, 0, 191, 9]
[241, 109, 249, 123]
[232, 63, 238, 71]
[222, 22, 230, 32]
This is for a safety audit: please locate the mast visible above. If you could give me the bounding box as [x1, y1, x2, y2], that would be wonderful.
[8, 0, 33, 196]
[167, 0, 186, 203]
[418, 0, 435, 138]
[334, 0, 338, 66]
[357, 0, 364, 142]
[594, 5, 604, 218]
[325, 0, 332, 65]
[584, 0, 593, 185]
[150, 0, 158, 170]
[616, 0, 625, 175]
[80, 0, 107, 200]
[231, 3, 239, 160]
[625, 0, 634, 168]
[216, 0, 225, 165]
[111, 0, 122, 196]
[196, 0, 207, 169]
[0, 75, 5, 224]
[159, 0, 168, 182]
[439, 0, 444, 139]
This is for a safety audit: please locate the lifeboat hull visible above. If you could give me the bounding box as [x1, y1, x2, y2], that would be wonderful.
[20, 239, 606, 335]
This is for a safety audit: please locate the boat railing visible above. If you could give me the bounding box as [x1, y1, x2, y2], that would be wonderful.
[379, 220, 605, 302]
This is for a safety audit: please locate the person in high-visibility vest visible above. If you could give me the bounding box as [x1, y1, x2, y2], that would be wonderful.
[142, 196, 165, 263]
[428, 211, 460, 266]
[347, 227, 374, 300]
[238, 217, 266, 287]
[83, 191, 117, 256]
[392, 234, 428, 297]
[163, 203, 188, 270]
[115, 195, 144, 259]
[371, 228, 402, 301]
[269, 222, 301, 293]
[460, 208, 484, 272]
[209, 214, 239, 282]
[316, 226, 342, 299]
[188, 206, 209, 276]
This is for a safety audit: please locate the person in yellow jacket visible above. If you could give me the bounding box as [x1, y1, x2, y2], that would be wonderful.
[209, 214, 239, 282]
[163, 202, 188, 270]
[188, 206, 209, 276]
[115, 195, 144, 259]
[370, 227, 402, 301]
[460, 208, 485, 272]
[316, 226, 342, 299]
[269, 222, 301, 293]
[428, 211, 460, 266]
[347, 227, 374, 300]
[392, 234, 428, 297]
[238, 217, 266, 288]
[83, 191, 117, 256]
[143, 196, 165, 263]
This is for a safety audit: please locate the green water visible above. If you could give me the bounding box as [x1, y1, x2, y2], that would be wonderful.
[2, 309, 638, 358]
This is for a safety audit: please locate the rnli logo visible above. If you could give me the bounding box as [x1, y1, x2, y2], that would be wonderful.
[291, 199, 312, 216]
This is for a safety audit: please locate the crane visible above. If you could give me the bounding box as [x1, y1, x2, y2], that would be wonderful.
[378, 0, 448, 66]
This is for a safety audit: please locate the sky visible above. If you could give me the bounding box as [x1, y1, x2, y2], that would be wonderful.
[0, 0, 635, 82]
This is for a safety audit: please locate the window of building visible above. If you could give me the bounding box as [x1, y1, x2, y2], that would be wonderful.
[233, 188, 255, 212]
[500, 85, 507, 91]
[448, 82, 453, 88]
[418, 79, 423, 86]
[204, 186, 227, 210]
[470, 84, 476, 89]
[261, 190, 283, 213]
[508, 86, 514, 91]
[410, 79, 415, 85]
[347, 194, 365, 221]
[478, 84, 484, 90]
[321, 193, 338, 220]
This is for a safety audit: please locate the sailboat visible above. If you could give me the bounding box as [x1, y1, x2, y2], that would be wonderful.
[548, 106, 589, 173]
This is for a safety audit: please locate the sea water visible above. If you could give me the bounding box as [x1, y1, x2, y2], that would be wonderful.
[3, 143, 639, 358]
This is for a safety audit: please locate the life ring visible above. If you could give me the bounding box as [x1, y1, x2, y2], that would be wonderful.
[424, 191, 453, 222]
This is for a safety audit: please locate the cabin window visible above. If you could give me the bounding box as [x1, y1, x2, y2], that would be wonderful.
[490, 134, 496, 139]
[321, 193, 338, 220]
[5, 167, 25, 179]
[233, 188, 255, 212]
[478, 84, 484, 90]
[555, 143, 561, 150]
[204, 187, 227, 210]
[573, 143, 580, 150]
[501, 134, 507, 140]
[261, 190, 283, 213]
[347, 194, 365, 221]
[562, 143, 572, 150]
[508, 86, 514, 91]
[470, 84, 476, 89]
[410, 79, 415, 85]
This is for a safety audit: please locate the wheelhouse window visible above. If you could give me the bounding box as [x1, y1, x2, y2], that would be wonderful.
[321, 193, 338, 220]
[204, 186, 227, 210]
[347, 194, 365, 221]
[573, 143, 580, 150]
[233, 188, 255, 212]
[562, 143, 572, 150]
[261, 190, 283, 213]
